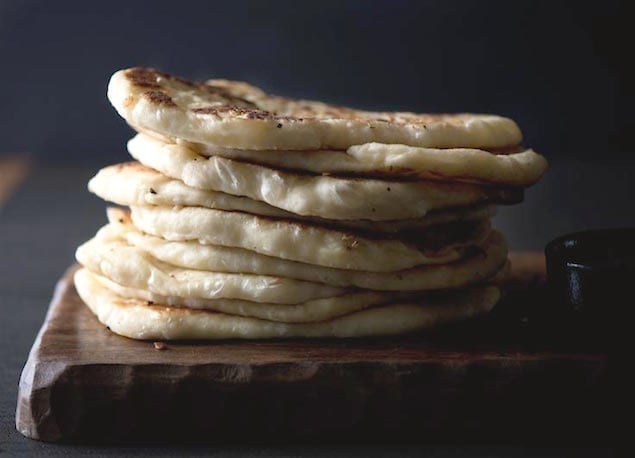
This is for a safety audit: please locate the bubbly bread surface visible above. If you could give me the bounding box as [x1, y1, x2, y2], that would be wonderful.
[90, 162, 499, 232]
[108, 67, 522, 150]
[91, 208, 508, 292]
[91, 272, 413, 323]
[124, 135, 523, 221]
[76, 232, 347, 304]
[75, 268, 501, 340]
[151, 135, 546, 186]
[128, 205, 492, 271]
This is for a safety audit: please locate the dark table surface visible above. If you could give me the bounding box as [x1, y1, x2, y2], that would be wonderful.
[1, 158, 626, 457]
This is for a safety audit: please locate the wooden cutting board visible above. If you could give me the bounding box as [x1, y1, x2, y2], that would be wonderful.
[16, 254, 611, 444]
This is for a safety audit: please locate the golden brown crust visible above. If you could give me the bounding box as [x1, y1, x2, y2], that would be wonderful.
[142, 90, 176, 107]
[126, 67, 165, 89]
[123, 67, 253, 108]
[120, 67, 516, 130]
[109, 67, 524, 150]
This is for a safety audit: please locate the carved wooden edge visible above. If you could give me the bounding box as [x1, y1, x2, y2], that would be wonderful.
[15, 356, 610, 444]
[16, 275, 70, 441]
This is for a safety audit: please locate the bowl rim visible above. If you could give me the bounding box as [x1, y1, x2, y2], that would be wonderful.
[546, 227, 635, 255]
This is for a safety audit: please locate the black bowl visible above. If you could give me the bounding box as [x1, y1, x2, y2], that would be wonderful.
[545, 228, 635, 338]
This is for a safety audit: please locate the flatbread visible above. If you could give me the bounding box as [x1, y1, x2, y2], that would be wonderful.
[160, 135, 546, 187]
[89, 161, 297, 220]
[129, 205, 492, 272]
[89, 161, 497, 232]
[75, 268, 501, 339]
[108, 67, 522, 151]
[90, 271, 410, 323]
[346, 143, 547, 186]
[127, 134, 522, 221]
[108, 208, 507, 291]
[76, 232, 347, 304]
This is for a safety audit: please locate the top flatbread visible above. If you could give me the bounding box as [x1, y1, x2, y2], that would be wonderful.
[108, 67, 522, 150]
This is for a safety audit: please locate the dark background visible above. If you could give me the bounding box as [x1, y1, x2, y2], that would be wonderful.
[0, 0, 630, 164]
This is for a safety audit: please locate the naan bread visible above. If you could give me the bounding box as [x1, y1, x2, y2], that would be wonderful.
[89, 161, 497, 232]
[75, 268, 501, 339]
[108, 67, 522, 150]
[158, 135, 546, 187]
[91, 271, 409, 323]
[127, 134, 522, 221]
[89, 161, 296, 220]
[76, 232, 347, 304]
[129, 205, 491, 272]
[346, 143, 547, 186]
[107, 208, 507, 291]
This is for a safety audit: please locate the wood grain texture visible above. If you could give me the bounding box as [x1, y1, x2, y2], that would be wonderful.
[0, 155, 31, 207]
[16, 255, 611, 445]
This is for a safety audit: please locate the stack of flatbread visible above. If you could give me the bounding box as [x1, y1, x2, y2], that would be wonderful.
[74, 67, 547, 340]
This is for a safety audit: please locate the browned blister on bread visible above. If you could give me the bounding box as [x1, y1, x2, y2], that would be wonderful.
[108, 67, 523, 150]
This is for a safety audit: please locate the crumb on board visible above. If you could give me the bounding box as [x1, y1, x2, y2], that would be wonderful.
[153, 341, 168, 351]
